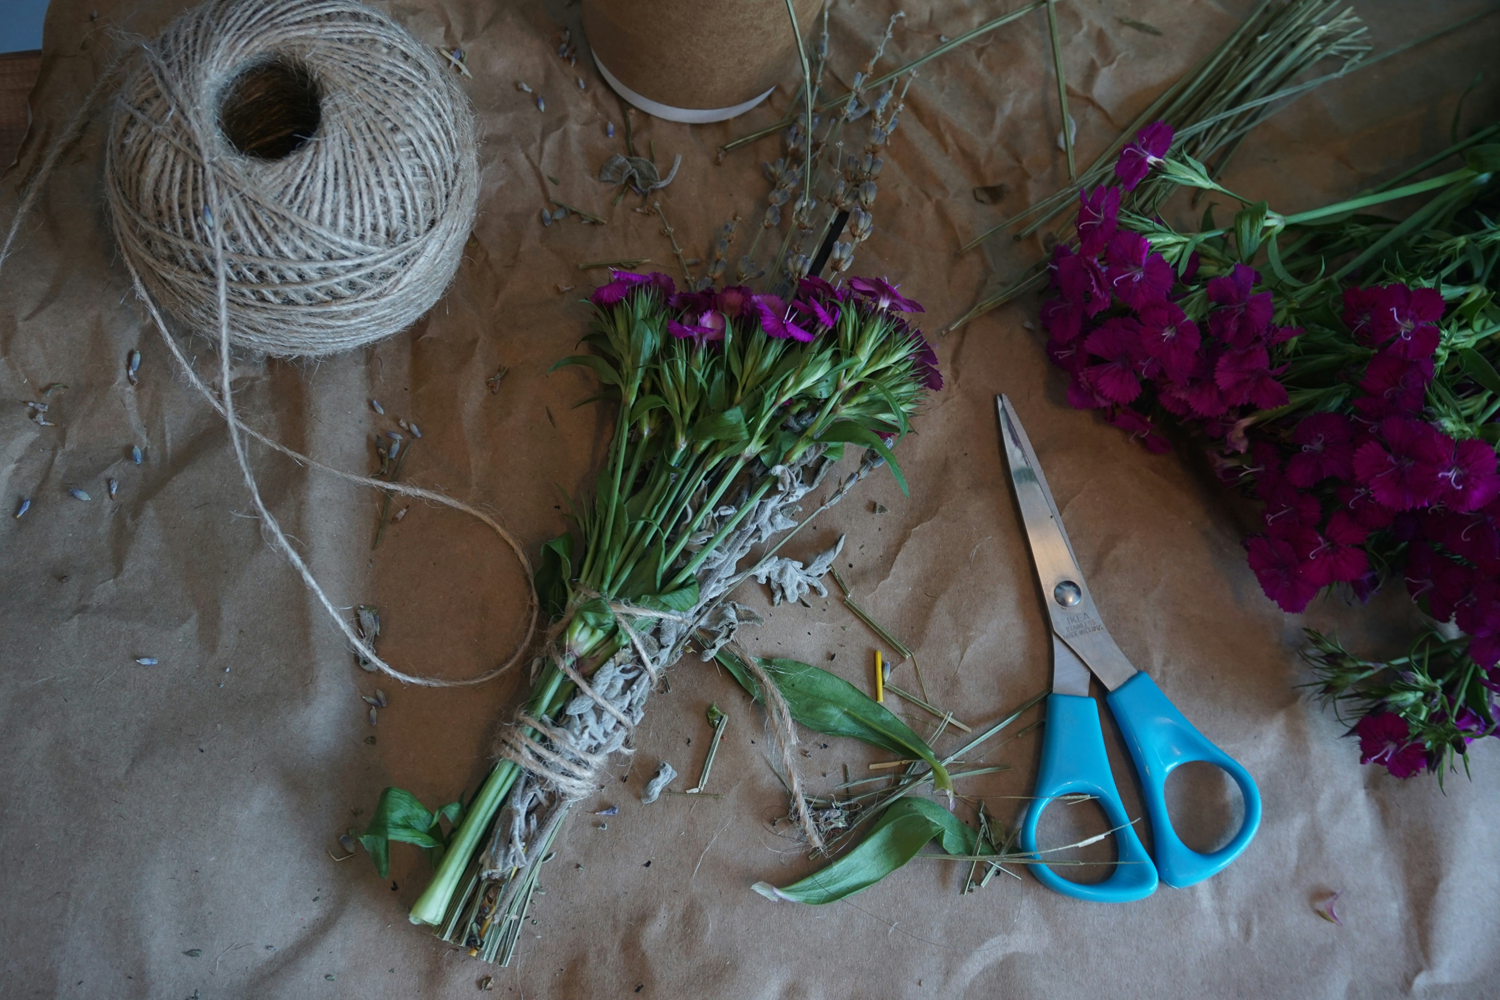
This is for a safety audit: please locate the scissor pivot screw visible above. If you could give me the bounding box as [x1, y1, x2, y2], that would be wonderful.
[1054, 581, 1082, 607]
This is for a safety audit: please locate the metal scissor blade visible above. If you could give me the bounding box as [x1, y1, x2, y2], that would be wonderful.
[996, 396, 1139, 692]
[997, 395, 1086, 582]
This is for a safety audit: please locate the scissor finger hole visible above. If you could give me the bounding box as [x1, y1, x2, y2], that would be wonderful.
[1033, 794, 1116, 885]
[1164, 761, 1245, 853]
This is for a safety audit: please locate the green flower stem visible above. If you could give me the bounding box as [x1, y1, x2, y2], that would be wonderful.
[655, 453, 756, 575]
[599, 451, 689, 595]
[609, 442, 724, 586]
[408, 614, 611, 926]
[605, 444, 730, 596]
[666, 475, 778, 591]
[409, 667, 564, 926]
[1282, 167, 1478, 227]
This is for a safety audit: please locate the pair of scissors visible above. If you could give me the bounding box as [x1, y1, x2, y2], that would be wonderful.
[995, 395, 1262, 902]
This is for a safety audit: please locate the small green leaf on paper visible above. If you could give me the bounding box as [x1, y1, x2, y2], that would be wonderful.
[753, 798, 980, 904]
[714, 652, 952, 800]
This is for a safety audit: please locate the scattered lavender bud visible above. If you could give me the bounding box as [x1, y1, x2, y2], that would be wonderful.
[595, 805, 619, 816]
[135, 657, 158, 665]
[542, 208, 553, 227]
[107, 478, 118, 498]
[386, 430, 403, 441]
[516, 81, 532, 93]
[407, 422, 421, 439]
[131, 445, 143, 465]
[368, 706, 378, 726]
[203, 205, 214, 229]
[536, 95, 545, 112]
[373, 688, 388, 708]
[370, 399, 385, 415]
[31, 412, 53, 426]
[392, 507, 408, 523]
[28, 401, 47, 412]
[557, 43, 568, 58]
[606, 122, 615, 138]
[338, 833, 356, 854]
[1315, 890, 1344, 926]
[127, 349, 141, 385]
[69, 488, 90, 501]
[14, 498, 31, 519]
[576, 77, 585, 90]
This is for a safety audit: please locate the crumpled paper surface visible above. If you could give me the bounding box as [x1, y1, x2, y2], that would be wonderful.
[2, 1, 1498, 997]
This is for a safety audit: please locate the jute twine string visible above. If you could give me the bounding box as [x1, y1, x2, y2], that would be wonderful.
[106, 0, 480, 355]
[0, 0, 536, 688]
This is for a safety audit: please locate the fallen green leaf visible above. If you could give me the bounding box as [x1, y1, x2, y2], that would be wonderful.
[753, 798, 980, 904]
[358, 787, 460, 879]
[715, 652, 952, 800]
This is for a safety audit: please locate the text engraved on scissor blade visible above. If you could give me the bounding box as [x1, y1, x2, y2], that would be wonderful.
[1056, 612, 1107, 641]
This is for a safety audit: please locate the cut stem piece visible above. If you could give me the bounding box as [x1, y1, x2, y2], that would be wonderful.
[686, 705, 729, 794]
[1046, 1, 1075, 181]
[884, 682, 973, 733]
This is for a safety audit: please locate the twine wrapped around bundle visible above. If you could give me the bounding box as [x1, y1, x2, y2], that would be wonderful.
[104, 0, 479, 355]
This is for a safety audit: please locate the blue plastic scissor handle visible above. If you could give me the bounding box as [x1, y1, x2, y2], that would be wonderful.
[1018, 693, 1159, 902]
[1106, 673, 1262, 888]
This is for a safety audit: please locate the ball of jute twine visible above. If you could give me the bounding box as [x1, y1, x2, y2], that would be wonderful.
[105, 0, 480, 356]
[1, 0, 536, 689]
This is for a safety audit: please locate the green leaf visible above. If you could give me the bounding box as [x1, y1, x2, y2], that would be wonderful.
[359, 787, 445, 879]
[534, 533, 574, 620]
[1460, 348, 1500, 396]
[636, 578, 699, 613]
[549, 354, 622, 388]
[1234, 200, 1269, 262]
[816, 421, 908, 496]
[575, 597, 614, 631]
[1466, 145, 1500, 174]
[629, 394, 667, 422]
[1264, 233, 1304, 288]
[689, 406, 749, 443]
[752, 799, 979, 904]
[714, 653, 952, 799]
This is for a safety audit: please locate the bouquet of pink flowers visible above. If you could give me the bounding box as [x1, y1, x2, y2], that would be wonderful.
[1039, 118, 1500, 780]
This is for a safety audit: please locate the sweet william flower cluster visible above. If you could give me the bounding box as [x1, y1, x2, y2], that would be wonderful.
[1039, 121, 1500, 779]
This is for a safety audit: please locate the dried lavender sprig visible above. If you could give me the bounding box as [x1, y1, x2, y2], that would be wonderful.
[722, 2, 1047, 153]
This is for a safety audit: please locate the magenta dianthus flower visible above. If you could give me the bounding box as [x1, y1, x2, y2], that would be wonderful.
[1082, 318, 1145, 404]
[1245, 534, 1319, 612]
[1076, 186, 1121, 256]
[1352, 416, 1449, 510]
[847, 276, 924, 314]
[591, 270, 676, 307]
[1104, 231, 1174, 310]
[1114, 121, 1174, 191]
[1353, 350, 1433, 421]
[1286, 413, 1356, 487]
[1215, 344, 1287, 410]
[1206, 264, 1274, 348]
[1354, 711, 1427, 778]
[1136, 301, 1200, 380]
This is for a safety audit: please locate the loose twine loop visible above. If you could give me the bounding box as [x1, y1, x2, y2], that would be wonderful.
[1, 0, 536, 688]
